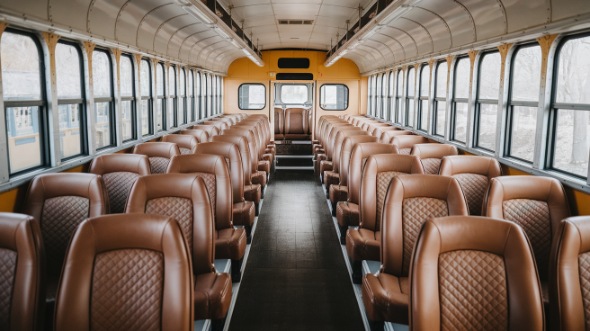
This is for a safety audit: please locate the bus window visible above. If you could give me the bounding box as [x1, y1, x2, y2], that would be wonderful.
[57, 41, 86, 158]
[320, 84, 348, 110]
[434, 61, 448, 136]
[168, 65, 177, 127]
[140, 59, 153, 136]
[452, 56, 469, 143]
[418, 63, 430, 132]
[550, 35, 590, 178]
[239, 84, 266, 110]
[507, 44, 541, 162]
[394, 69, 403, 124]
[156, 62, 165, 131]
[2, 30, 46, 174]
[120, 54, 135, 142]
[475, 51, 501, 152]
[405, 66, 415, 127]
[93, 49, 114, 149]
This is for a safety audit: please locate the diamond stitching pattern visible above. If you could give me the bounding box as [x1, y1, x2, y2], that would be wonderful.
[579, 253, 590, 331]
[0, 248, 16, 327]
[180, 147, 192, 155]
[103, 172, 140, 214]
[454, 174, 488, 216]
[402, 198, 448, 274]
[149, 157, 170, 174]
[193, 173, 216, 217]
[146, 197, 193, 249]
[42, 196, 89, 276]
[439, 250, 508, 331]
[503, 199, 551, 276]
[421, 158, 442, 174]
[376, 171, 402, 223]
[399, 148, 411, 155]
[91, 249, 163, 331]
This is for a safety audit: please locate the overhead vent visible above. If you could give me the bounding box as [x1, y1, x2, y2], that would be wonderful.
[278, 19, 314, 25]
[278, 58, 310, 69]
[276, 73, 314, 80]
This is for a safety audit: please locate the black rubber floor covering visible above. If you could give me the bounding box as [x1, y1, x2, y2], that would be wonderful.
[228, 170, 365, 331]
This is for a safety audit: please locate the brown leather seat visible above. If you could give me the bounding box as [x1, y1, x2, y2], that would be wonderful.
[247, 114, 276, 153]
[212, 135, 262, 215]
[133, 142, 181, 174]
[126, 175, 232, 324]
[197, 141, 260, 228]
[274, 107, 285, 140]
[378, 129, 412, 144]
[323, 127, 364, 195]
[180, 128, 210, 143]
[161, 134, 198, 154]
[410, 143, 458, 174]
[336, 142, 398, 244]
[191, 124, 220, 139]
[23, 173, 107, 324]
[362, 174, 468, 326]
[484, 175, 570, 312]
[329, 135, 377, 214]
[391, 135, 429, 155]
[167, 154, 248, 280]
[0, 213, 44, 331]
[89, 153, 151, 213]
[550, 216, 590, 331]
[224, 127, 268, 191]
[346, 154, 424, 283]
[410, 216, 544, 331]
[314, 121, 351, 178]
[54, 214, 194, 331]
[318, 123, 354, 182]
[284, 108, 311, 140]
[234, 121, 274, 174]
[203, 120, 230, 133]
[439, 155, 502, 215]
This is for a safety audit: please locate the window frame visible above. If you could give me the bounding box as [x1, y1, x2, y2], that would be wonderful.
[156, 62, 166, 131]
[451, 56, 470, 144]
[433, 60, 448, 137]
[547, 33, 590, 179]
[474, 50, 501, 153]
[2, 28, 49, 176]
[405, 66, 416, 127]
[418, 63, 430, 132]
[319, 83, 349, 111]
[140, 58, 153, 136]
[238, 83, 266, 110]
[119, 53, 136, 142]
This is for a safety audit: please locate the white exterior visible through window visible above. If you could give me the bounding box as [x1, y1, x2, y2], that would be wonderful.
[238, 84, 265, 110]
[320, 84, 348, 110]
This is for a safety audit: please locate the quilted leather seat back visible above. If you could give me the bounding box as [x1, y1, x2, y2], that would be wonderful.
[126, 174, 215, 276]
[484, 175, 570, 281]
[381, 174, 468, 276]
[23, 173, 107, 292]
[90, 153, 151, 214]
[410, 216, 544, 331]
[410, 143, 458, 175]
[391, 135, 429, 155]
[133, 142, 180, 174]
[161, 134, 198, 155]
[0, 213, 44, 331]
[55, 214, 193, 331]
[439, 155, 502, 216]
[551, 216, 590, 331]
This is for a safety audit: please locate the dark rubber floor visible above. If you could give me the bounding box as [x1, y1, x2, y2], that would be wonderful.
[228, 170, 365, 331]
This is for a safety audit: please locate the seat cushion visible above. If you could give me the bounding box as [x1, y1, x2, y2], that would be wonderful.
[258, 160, 271, 174]
[251, 171, 267, 188]
[194, 272, 232, 320]
[324, 171, 340, 188]
[244, 184, 261, 204]
[336, 201, 360, 227]
[215, 227, 247, 260]
[362, 273, 409, 323]
[346, 228, 380, 262]
[329, 185, 348, 205]
[232, 201, 255, 227]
